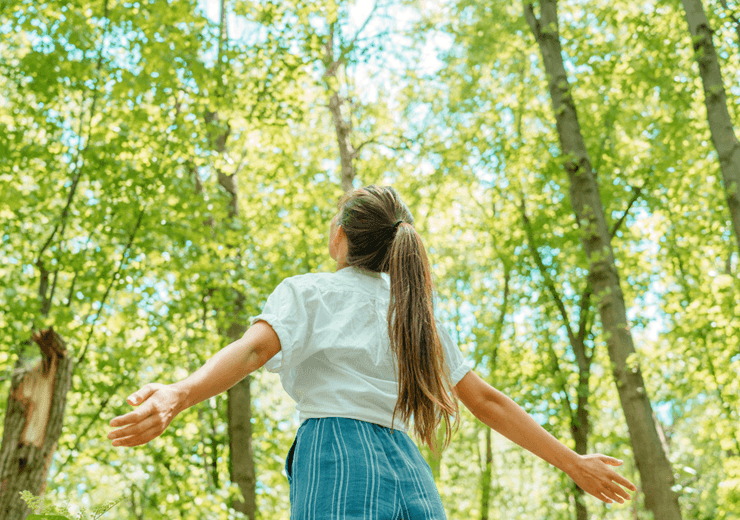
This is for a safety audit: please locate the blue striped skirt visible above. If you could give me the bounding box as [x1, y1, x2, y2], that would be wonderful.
[285, 417, 447, 520]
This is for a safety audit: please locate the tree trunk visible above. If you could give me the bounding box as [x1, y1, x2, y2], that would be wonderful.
[479, 266, 508, 520]
[204, 1, 257, 515]
[0, 329, 74, 520]
[215, 159, 255, 519]
[479, 427, 493, 520]
[524, 3, 682, 519]
[572, 371, 590, 520]
[227, 370, 255, 517]
[224, 294, 254, 517]
[328, 90, 356, 193]
[681, 0, 740, 257]
[323, 23, 356, 193]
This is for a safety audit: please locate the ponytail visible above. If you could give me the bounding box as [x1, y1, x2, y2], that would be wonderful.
[337, 185, 460, 455]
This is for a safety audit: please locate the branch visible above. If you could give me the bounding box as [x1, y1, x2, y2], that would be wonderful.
[350, 133, 412, 158]
[466, 182, 494, 222]
[64, 228, 100, 307]
[37, 259, 49, 313]
[574, 282, 592, 370]
[65, 269, 80, 308]
[35, 85, 91, 264]
[46, 268, 60, 315]
[464, 181, 510, 254]
[76, 207, 145, 366]
[231, 148, 249, 179]
[488, 266, 511, 375]
[518, 196, 577, 347]
[35, 0, 111, 318]
[338, 1, 379, 66]
[544, 330, 576, 426]
[323, 22, 338, 77]
[524, 3, 541, 40]
[575, 281, 591, 342]
[351, 137, 379, 158]
[56, 1, 112, 251]
[610, 185, 642, 238]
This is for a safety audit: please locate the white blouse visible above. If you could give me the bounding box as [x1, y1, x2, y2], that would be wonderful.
[250, 266, 474, 432]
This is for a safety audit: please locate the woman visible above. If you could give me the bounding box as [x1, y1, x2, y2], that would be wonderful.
[109, 185, 637, 518]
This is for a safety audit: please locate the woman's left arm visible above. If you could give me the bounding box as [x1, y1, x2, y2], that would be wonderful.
[108, 320, 281, 447]
[456, 370, 637, 504]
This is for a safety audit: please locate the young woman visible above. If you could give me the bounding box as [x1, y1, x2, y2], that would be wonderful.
[109, 185, 637, 518]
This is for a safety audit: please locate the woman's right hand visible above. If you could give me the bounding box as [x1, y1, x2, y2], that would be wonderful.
[108, 383, 184, 447]
[568, 454, 638, 504]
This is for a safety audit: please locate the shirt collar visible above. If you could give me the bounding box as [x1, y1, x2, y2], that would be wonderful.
[344, 266, 384, 279]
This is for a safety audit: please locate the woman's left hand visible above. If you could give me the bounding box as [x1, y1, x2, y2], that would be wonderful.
[567, 454, 638, 504]
[108, 383, 183, 447]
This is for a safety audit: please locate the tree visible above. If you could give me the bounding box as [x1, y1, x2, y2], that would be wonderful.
[679, 0, 740, 258]
[524, 1, 682, 518]
[0, 329, 73, 518]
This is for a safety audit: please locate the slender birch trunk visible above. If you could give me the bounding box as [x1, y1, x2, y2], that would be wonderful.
[524, 2, 682, 519]
[680, 0, 740, 257]
[323, 23, 356, 193]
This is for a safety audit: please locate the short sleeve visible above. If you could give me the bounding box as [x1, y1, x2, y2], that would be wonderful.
[436, 318, 474, 387]
[249, 278, 312, 374]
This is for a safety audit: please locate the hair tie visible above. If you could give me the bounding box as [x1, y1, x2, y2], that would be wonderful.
[393, 220, 403, 231]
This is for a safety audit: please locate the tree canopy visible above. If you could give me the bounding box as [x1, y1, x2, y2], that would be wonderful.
[1, 0, 739, 518]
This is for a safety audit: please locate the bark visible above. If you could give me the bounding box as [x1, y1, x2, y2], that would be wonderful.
[524, 3, 682, 519]
[681, 0, 740, 256]
[0, 329, 74, 520]
[227, 373, 254, 514]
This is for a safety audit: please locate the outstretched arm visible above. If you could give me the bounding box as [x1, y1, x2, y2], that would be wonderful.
[454, 370, 637, 504]
[108, 320, 281, 447]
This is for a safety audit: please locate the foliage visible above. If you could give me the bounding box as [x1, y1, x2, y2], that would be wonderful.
[20, 490, 122, 520]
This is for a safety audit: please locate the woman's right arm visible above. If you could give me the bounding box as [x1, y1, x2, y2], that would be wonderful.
[454, 370, 637, 504]
[108, 321, 281, 448]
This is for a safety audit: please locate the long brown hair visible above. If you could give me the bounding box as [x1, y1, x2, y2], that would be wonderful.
[337, 185, 460, 455]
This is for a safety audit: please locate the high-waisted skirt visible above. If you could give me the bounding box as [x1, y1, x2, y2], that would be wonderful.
[285, 417, 447, 520]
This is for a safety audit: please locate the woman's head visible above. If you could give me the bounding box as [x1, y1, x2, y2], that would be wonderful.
[333, 185, 460, 455]
[332, 185, 413, 273]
